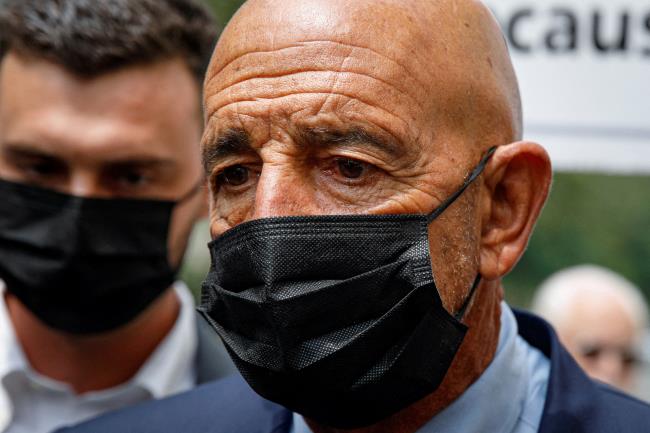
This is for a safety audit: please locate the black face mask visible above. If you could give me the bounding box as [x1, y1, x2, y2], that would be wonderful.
[0, 178, 199, 335]
[199, 147, 496, 429]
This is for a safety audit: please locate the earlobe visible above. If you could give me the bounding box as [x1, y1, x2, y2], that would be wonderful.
[478, 142, 552, 280]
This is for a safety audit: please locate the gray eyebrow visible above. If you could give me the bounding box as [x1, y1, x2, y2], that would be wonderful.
[297, 126, 404, 158]
[201, 125, 405, 174]
[202, 128, 252, 174]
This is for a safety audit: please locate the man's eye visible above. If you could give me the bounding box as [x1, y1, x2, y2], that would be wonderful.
[335, 158, 366, 179]
[622, 350, 639, 367]
[23, 160, 63, 177]
[121, 171, 147, 186]
[217, 165, 250, 187]
[581, 345, 602, 359]
[110, 167, 151, 188]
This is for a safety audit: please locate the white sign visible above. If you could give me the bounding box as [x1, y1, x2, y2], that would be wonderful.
[489, 1, 650, 173]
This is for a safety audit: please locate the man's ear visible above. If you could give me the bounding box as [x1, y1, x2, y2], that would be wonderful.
[478, 141, 552, 280]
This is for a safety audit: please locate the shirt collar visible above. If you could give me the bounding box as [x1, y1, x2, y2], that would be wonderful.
[0, 280, 25, 431]
[0, 280, 197, 400]
[0, 280, 28, 380]
[129, 281, 198, 399]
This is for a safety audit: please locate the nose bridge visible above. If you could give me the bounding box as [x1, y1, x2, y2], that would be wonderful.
[252, 161, 316, 219]
[68, 169, 102, 198]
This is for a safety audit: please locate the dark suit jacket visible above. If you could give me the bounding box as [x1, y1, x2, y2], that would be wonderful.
[57, 311, 650, 433]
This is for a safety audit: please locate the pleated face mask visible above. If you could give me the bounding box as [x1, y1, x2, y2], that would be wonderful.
[0, 178, 199, 334]
[199, 147, 496, 429]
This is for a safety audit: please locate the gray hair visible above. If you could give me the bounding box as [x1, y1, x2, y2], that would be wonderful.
[531, 264, 649, 330]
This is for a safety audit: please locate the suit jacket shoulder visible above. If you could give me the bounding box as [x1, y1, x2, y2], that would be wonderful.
[515, 310, 650, 433]
[55, 375, 291, 433]
[58, 310, 650, 433]
[597, 384, 650, 432]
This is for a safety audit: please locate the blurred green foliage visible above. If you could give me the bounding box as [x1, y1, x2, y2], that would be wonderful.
[505, 173, 650, 307]
[187, 1, 650, 309]
[205, 0, 245, 29]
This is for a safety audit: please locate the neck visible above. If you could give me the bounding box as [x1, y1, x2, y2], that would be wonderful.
[5, 288, 180, 394]
[307, 280, 502, 433]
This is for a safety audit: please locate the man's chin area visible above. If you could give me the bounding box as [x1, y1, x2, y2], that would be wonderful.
[303, 294, 501, 433]
[302, 393, 447, 433]
[6, 285, 179, 343]
[70, 286, 180, 342]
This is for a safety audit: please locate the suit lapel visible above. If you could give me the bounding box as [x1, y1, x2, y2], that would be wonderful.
[514, 310, 617, 433]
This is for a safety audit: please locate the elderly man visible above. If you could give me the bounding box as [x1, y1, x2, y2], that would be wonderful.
[532, 265, 649, 394]
[0, 1, 234, 432]
[57, 0, 650, 432]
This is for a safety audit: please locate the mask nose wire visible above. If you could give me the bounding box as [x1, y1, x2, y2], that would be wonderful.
[426, 146, 497, 224]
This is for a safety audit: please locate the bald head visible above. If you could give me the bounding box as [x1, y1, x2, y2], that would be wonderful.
[200, 0, 539, 303]
[205, 0, 521, 151]
[533, 265, 648, 331]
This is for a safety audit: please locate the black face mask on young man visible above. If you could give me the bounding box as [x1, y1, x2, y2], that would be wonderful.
[0, 178, 199, 335]
[199, 147, 496, 429]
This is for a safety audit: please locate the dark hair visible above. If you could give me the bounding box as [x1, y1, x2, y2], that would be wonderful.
[0, 0, 219, 83]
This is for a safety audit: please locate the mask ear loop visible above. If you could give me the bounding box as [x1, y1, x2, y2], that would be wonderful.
[454, 274, 482, 321]
[422, 147, 496, 321]
[426, 146, 497, 224]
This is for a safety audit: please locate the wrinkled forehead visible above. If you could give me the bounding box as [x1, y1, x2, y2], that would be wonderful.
[211, 1, 426, 69]
[209, 0, 478, 92]
[205, 0, 519, 147]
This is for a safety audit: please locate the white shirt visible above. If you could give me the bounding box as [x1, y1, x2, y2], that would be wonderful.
[0, 281, 198, 433]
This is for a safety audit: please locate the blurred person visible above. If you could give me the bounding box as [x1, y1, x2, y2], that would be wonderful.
[0, 1, 234, 432]
[531, 264, 649, 394]
[57, 1, 650, 433]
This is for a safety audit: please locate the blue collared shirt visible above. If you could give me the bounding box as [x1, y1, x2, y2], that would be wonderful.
[291, 303, 550, 433]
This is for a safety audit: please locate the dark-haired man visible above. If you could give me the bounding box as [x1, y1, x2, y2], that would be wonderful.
[0, 1, 234, 432]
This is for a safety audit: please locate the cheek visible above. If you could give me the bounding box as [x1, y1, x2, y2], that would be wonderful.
[0, 157, 20, 181]
[209, 186, 257, 237]
[311, 171, 398, 212]
[426, 193, 481, 312]
[167, 196, 204, 267]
